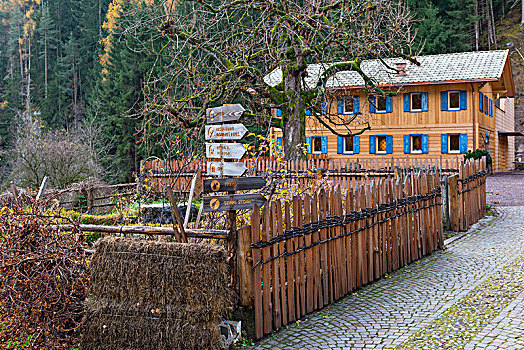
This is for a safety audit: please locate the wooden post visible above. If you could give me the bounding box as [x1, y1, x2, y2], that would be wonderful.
[184, 170, 201, 229]
[166, 186, 186, 243]
[448, 174, 460, 232]
[35, 176, 49, 201]
[237, 225, 254, 307]
[440, 175, 450, 231]
[227, 190, 238, 294]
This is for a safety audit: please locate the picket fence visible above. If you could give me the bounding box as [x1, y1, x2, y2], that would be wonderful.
[242, 172, 443, 338]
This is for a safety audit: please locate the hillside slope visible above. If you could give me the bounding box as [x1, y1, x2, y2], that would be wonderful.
[497, 6, 524, 155]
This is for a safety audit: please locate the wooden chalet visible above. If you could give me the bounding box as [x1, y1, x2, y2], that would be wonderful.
[268, 50, 518, 172]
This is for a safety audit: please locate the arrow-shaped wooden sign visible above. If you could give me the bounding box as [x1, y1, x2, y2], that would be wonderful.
[203, 177, 266, 193]
[203, 193, 267, 212]
[206, 143, 246, 159]
[206, 161, 247, 176]
[205, 124, 248, 141]
[206, 104, 245, 124]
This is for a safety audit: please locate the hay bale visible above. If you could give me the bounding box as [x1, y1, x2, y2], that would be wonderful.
[82, 236, 233, 350]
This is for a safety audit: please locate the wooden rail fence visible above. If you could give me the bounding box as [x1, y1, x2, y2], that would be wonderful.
[241, 172, 444, 338]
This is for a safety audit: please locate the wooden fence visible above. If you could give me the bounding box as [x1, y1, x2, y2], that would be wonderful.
[448, 157, 487, 231]
[239, 172, 443, 338]
[141, 156, 463, 194]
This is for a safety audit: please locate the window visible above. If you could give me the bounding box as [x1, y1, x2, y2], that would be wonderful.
[344, 97, 353, 114]
[337, 135, 359, 154]
[344, 137, 353, 154]
[448, 134, 460, 153]
[448, 91, 460, 110]
[377, 96, 387, 113]
[441, 90, 467, 111]
[337, 96, 359, 115]
[377, 135, 387, 153]
[312, 136, 322, 154]
[411, 135, 422, 153]
[411, 93, 422, 111]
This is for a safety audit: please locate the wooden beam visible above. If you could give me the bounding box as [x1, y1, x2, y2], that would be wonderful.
[55, 224, 228, 239]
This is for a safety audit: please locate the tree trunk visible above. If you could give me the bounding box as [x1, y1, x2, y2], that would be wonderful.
[282, 71, 306, 161]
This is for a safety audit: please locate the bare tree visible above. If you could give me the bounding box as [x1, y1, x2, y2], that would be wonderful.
[124, 0, 418, 160]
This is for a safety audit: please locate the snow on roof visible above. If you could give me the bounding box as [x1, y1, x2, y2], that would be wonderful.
[263, 50, 510, 89]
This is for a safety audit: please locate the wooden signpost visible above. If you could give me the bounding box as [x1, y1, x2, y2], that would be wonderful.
[204, 103, 265, 296]
[206, 103, 245, 124]
[206, 161, 248, 176]
[203, 177, 266, 193]
[206, 143, 246, 159]
[205, 124, 248, 141]
[203, 194, 267, 212]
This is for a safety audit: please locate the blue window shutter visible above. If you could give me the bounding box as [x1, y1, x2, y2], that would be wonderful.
[460, 90, 467, 110]
[276, 137, 282, 151]
[321, 136, 328, 154]
[321, 101, 327, 114]
[386, 97, 393, 113]
[276, 108, 282, 117]
[441, 134, 448, 154]
[337, 97, 343, 114]
[403, 135, 410, 154]
[337, 136, 343, 154]
[353, 96, 359, 114]
[403, 93, 410, 112]
[369, 135, 376, 154]
[422, 92, 429, 112]
[386, 135, 393, 154]
[369, 96, 376, 114]
[422, 134, 429, 154]
[460, 134, 468, 153]
[306, 109, 312, 116]
[479, 92, 483, 112]
[489, 99, 493, 117]
[306, 136, 312, 154]
[353, 136, 360, 154]
[440, 91, 448, 111]
[484, 95, 488, 115]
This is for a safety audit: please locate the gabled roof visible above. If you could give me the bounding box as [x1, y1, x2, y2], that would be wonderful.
[264, 50, 512, 91]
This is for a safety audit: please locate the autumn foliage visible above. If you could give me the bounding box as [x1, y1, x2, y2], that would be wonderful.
[0, 205, 88, 348]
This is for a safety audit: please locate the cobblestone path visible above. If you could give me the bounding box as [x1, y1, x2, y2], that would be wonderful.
[251, 206, 524, 349]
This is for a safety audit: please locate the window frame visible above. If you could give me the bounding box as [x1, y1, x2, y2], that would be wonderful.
[410, 93, 423, 112]
[311, 136, 323, 154]
[376, 95, 387, 113]
[448, 91, 461, 111]
[410, 134, 423, 154]
[343, 136, 354, 154]
[376, 135, 388, 154]
[448, 133, 461, 154]
[343, 96, 354, 115]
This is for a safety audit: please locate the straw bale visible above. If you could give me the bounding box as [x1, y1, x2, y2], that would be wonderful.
[81, 299, 219, 350]
[83, 236, 233, 349]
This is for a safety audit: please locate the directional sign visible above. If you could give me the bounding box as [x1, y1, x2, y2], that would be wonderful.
[203, 193, 267, 212]
[205, 124, 248, 141]
[206, 104, 245, 124]
[207, 161, 247, 176]
[206, 143, 246, 159]
[203, 177, 266, 194]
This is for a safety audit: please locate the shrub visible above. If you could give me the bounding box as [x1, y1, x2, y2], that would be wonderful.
[0, 205, 88, 348]
[464, 149, 492, 169]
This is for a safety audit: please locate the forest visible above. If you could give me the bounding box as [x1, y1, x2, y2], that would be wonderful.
[0, 0, 520, 189]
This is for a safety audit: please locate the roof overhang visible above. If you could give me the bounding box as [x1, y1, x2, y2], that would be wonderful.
[498, 131, 524, 137]
[491, 55, 516, 98]
[329, 78, 500, 91]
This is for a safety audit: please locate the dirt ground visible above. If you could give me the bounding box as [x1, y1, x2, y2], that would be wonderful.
[486, 171, 524, 206]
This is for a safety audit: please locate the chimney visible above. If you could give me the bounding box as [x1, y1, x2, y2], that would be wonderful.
[396, 63, 407, 77]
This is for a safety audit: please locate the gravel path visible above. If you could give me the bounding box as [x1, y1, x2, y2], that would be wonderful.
[251, 206, 524, 349]
[486, 171, 524, 206]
